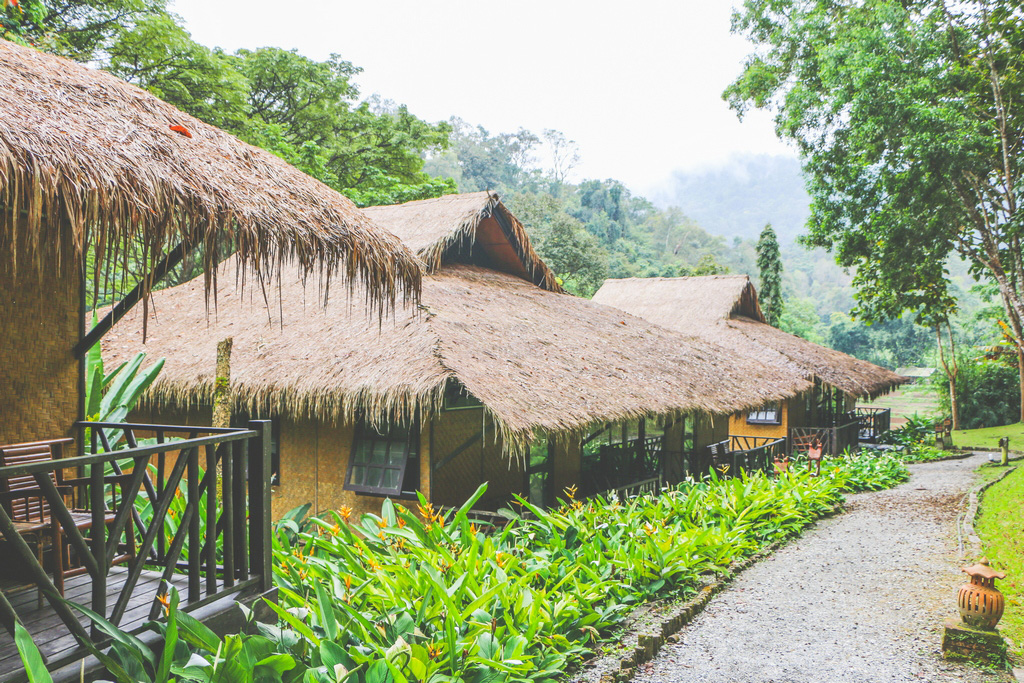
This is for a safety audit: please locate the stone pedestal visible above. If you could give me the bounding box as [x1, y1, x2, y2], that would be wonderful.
[942, 618, 1008, 668]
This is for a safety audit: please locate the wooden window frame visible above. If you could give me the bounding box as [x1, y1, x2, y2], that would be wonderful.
[345, 419, 418, 497]
[747, 404, 782, 426]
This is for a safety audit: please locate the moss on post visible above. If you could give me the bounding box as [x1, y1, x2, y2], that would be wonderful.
[213, 338, 233, 429]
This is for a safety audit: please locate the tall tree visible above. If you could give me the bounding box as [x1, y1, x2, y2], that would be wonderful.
[726, 0, 1024, 418]
[2, 0, 165, 60]
[756, 223, 784, 326]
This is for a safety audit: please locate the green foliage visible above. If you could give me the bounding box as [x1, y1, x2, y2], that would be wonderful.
[1, 0, 165, 60]
[876, 416, 933, 449]
[726, 0, 1024, 358]
[66, 587, 303, 683]
[511, 193, 607, 296]
[14, 621, 52, 683]
[975, 466, 1024, 664]
[826, 313, 933, 370]
[820, 452, 910, 492]
[756, 224, 783, 326]
[12, 4, 455, 213]
[270, 475, 845, 681]
[896, 443, 950, 464]
[778, 297, 825, 344]
[18, 461, 911, 682]
[84, 332, 164, 429]
[104, 13, 248, 132]
[932, 357, 1021, 430]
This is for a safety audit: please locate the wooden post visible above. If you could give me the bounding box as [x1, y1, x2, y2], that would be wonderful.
[249, 420, 273, 593]
[213, 338, 233, 429]
[999, 436, 1009, 466]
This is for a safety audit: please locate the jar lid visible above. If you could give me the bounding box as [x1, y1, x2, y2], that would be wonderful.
[962, 558, 1006, 580]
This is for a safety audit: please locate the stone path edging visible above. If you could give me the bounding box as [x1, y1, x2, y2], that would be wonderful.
[588, 503, 844, 683]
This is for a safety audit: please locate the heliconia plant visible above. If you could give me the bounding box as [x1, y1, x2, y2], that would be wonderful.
[84, 311, 165, 443]
[14, 457, 913, 683]
[271, 471, 846, 682]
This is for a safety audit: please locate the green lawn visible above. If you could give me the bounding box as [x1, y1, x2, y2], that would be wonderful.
[862, 382, 940, 426]
[974, 465, 1024, 664]
[952, 423, 1024, 451]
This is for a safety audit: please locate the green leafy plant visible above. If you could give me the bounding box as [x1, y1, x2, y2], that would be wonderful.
[14, 621, 52, 683]
[270, 474, 847, 682]
[818, 452, 910, 492]
[84, 319, 165, 451]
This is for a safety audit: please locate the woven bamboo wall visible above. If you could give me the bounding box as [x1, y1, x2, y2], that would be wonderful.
[0, 225, 80, 450]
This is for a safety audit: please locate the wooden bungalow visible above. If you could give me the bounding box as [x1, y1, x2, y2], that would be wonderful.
[592, 275, 906, 456]
[103, 192, 812, 521]
[0, 39, 421, 681]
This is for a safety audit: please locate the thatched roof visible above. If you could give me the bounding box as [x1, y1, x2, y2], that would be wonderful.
[592, 276, 905, 399]
[362, 192, 562, 292]
[102, 258, 811, 450]
[0, 39, 420, 308]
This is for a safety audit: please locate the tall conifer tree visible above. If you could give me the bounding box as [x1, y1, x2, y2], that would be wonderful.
[756, 224, 784, 327]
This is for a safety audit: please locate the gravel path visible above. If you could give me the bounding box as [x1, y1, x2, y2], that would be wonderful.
[633, 454, 1012, 683]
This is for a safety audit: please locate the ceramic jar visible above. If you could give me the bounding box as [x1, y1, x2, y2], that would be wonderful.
[957, 558, 1007, 630]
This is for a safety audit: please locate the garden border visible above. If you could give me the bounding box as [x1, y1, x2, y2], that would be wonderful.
[583, 501, 845, 683]
[901, 450, 977, 464]
[958, 464, 1016, 558]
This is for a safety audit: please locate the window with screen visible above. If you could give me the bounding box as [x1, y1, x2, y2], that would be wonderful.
[747, 404, 782, 425]
[345, 419, 419, 496]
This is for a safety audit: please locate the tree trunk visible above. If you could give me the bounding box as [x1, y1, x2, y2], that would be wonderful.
[935, 324, 960, 430]
[949, 377, 959, 432]
[212, 338, 233, 429]
[1018, 348, 1024, 424]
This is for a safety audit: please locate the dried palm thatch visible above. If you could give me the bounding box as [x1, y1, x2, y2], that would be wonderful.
[102, 258, 811, 451]
[592, 275, 905, 399]
[0, 39, 420, 310]
[363, 192, 562, 292]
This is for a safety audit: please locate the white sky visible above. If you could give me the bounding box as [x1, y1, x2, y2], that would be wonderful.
[170, 0, 794, 194]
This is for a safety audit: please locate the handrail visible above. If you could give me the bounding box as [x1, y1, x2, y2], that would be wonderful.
[595, 475, 663, 501]
[0, 429, 255, 478]
[0, 420, 273, 676]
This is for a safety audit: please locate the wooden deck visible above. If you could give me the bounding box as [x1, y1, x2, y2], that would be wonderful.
[0, 567, 189, 680]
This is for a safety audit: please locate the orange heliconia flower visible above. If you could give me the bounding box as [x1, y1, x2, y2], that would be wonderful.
[156, 592, 171, 616]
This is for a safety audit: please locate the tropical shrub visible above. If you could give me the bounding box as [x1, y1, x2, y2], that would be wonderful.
[22, 461, 917, 683]
[270, 475, 844, 682]
[932, 358, 1020, 430]
[876, 416, 932, 448]
[820, 452, 909, 492]
[896, 443, 949, 464]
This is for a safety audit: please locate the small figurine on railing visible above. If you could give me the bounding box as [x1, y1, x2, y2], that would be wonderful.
[807, 437, 824, 477]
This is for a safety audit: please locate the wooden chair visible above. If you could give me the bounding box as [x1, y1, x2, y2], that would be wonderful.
[0, 438, 135, 598]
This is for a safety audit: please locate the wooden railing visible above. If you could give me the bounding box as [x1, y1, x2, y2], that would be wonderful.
[580, 436, 663, 498]
[593, 475, 663, 502]
[0, 421, 272, 675]
[855, 407, 891, 442]
[716, 436, 787, 476]
[790, 419, 861, 457]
